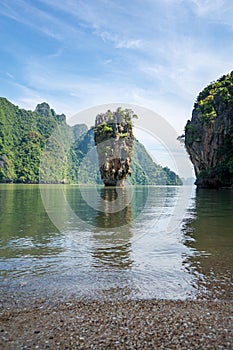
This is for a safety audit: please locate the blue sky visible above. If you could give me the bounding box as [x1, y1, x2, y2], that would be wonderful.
[0, 0, 233, 136]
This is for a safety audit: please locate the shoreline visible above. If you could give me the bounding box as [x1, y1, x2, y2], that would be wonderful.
[1, 298, 232, 349]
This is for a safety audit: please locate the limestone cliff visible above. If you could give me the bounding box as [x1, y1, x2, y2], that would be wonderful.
[94, 108, 135, 186]
[185, 72, 233, 188]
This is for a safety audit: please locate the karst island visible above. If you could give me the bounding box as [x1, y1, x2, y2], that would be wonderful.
[183, 71, 233, 188]
[94, 108, 136, 187]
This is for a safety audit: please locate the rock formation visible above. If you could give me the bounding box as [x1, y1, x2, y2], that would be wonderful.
[184, 71, 233, 188]
[94, 108, 135, 186]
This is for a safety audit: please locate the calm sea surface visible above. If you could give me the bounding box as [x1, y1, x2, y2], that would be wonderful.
[0, 184, 232, 303]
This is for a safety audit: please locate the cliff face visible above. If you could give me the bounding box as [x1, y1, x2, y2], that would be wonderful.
[94, 108, 135, 186]
[185, 72, 233, 188]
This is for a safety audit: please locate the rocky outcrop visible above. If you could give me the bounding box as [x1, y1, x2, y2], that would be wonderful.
[35, 102, 66, 123]
[185, 72, 233, 188]
[94, 108, 135, 186]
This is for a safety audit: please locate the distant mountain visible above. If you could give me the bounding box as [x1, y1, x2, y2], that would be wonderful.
[130, 139, 182, 185]
[0, 98, 182, 185]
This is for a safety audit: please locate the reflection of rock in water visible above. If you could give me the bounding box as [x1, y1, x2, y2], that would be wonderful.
[182, 189, 233, 300]
[92, 188, 133, 269]
[94, 108, 135, 187]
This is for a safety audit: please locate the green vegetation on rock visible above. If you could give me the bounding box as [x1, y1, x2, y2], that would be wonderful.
[195, 71, 233, 122]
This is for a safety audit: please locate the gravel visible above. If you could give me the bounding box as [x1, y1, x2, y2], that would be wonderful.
[0, 299, 232, 349]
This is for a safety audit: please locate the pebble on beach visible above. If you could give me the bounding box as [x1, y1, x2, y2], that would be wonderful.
[0, 299, 232, 349]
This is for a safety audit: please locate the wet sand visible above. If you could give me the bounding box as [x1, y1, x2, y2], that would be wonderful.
[0, 299, 232, 349]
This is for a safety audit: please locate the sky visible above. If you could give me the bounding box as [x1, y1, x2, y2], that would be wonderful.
[0, 0, 233, 177]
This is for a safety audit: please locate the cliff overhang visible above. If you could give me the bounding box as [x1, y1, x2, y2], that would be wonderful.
[184, 72, 233, 188]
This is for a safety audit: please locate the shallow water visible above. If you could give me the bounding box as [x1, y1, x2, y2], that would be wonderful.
[0, 184, 232, 303]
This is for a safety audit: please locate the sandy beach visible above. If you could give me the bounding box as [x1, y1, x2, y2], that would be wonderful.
[0, 298, 232, 349]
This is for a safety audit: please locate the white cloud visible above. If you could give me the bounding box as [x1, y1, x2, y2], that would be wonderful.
[191, 0, 233, 28]
[2, 0, 233, 136]
[9, 58, 189, 134]
[191, 0, 224, 15]
[141, 40, 232, 98]
[97, 30, 143, 49]
[103, 59, 113, 65]
[6, 72, 14, 79]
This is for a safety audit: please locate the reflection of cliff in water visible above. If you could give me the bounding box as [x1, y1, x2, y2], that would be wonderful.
[92, 188, 133, 269]
[183, 189, 233, 300]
